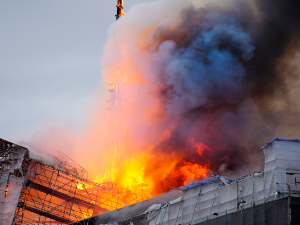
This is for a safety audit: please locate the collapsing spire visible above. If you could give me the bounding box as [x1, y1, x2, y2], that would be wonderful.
[116, 0, 124, 20]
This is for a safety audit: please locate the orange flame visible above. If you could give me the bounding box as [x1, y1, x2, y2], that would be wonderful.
[71, 35, 212, 202]
[38, 2, 213, 209]
[177, 162, 208, 186]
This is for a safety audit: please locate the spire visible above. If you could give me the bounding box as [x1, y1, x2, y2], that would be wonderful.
[116, 0, 124, 20]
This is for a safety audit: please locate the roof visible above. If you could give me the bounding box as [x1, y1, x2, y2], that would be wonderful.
[180, 175, 233, 191]
[261, 138, 300, 150]
[69, 190, 182, 225]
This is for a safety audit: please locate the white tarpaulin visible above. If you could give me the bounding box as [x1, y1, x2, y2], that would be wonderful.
[148, 138, 300, 225]
[144, 204, 162, 214]
[28, 150, 61, 170]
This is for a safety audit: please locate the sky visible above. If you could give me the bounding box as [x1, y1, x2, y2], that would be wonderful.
[0, 0, 156, 142]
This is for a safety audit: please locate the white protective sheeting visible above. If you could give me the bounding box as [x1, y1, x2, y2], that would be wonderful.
[147, 138, 300, 225]
[144, 204, 162, 214]
[149, 175, 268, 225]
[2, 176, 23, 225]
[263, 139, 300, 198]
[169, 196, 182, 205]
[28, 150, 60, 170]
[0, 147, 27, 225]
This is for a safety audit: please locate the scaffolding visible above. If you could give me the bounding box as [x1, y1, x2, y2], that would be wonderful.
[0, 138, 142, 225]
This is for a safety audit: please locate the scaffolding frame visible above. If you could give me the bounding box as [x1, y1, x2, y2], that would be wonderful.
[0, 138, 136, 225]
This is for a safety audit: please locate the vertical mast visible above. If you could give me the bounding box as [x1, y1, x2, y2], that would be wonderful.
[106, 0, 124, 182]
[116, 0, 124, 20]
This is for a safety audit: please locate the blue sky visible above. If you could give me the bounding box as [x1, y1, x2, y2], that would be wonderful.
[0, 0, 155, 142]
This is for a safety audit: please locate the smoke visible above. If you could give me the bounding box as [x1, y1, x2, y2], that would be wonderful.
[32, 0, 300, 195]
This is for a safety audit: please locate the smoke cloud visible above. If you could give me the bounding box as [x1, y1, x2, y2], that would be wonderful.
[33, 0, 300, 195]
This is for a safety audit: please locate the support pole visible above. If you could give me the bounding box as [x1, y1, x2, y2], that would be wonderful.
[190, 188, 201, 224]
[154, 207, 162, 225]
[160, 204, 168, 225]
[208, 187, 218, 220]
[174, 201, 183, 225]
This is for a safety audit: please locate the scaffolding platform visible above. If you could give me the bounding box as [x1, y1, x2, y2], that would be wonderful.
[0, 138, 134, 224]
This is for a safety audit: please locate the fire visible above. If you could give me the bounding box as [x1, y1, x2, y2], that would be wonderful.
[90, 146, 209, 200]
[115, 153, 152, 190]
[76, 182, 94, 191]
[62, 0, 218, 209]
[177, 162, 209, 186]
[34, 0, 300, 217]
[77, 183, 84, 190]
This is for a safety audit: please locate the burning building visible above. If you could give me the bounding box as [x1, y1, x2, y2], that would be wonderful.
[2, 0, 300, 224]
[69, 138, 300, 225]
[1, 137, 300, 224]
[73, 0, 300, 198]
[0, 138, 149, 224]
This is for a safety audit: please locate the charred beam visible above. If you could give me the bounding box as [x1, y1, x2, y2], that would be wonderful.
[17, 202, 74, 224]
[27, 180, 109, 213]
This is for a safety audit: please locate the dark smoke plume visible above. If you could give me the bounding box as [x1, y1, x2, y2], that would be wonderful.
[134, 0, 300, 192]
